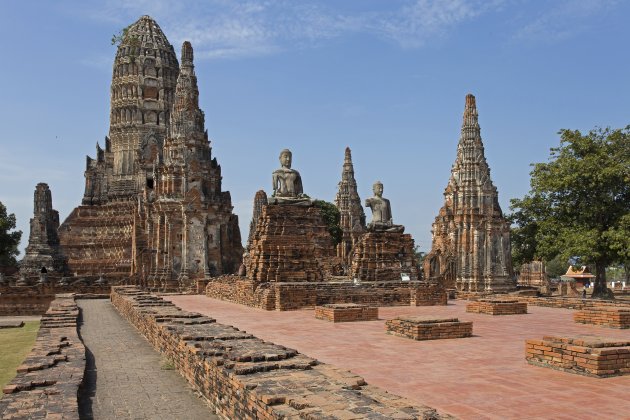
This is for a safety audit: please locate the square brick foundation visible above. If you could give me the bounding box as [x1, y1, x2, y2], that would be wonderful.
[525, 335, 630, 378]
[574, 307, 630, 329]
[386, 316, 473, 340]
[466, 299, 528, 315]
[315, 304, 378, 322]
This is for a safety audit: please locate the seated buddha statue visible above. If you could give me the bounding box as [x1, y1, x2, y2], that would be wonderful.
[269, 149, 312, 205]
[365, 181, 404, 233]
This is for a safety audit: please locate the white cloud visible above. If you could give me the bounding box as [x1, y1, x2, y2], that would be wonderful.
[515, 0, 619, 42]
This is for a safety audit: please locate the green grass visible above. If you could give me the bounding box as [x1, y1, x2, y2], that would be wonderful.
[0, 321, 40, 396]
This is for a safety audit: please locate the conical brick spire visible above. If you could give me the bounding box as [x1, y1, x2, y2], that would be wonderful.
[425, 94, 514, 293]
[334, 147, 365, 264]
[247, 190, 268, 249]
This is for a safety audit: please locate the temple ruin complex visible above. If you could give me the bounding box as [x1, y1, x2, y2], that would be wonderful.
[425, 94, 515, 292]
[54, 16, 242, 290]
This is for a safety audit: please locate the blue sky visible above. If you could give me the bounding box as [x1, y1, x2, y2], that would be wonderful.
[1, 0, 629, 255]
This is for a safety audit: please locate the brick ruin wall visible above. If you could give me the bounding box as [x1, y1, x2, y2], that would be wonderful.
[111, 286, 453, 419]
[525, 335, 630, 378]
[574, 307, 630, 329]
[386, 316, 473, 341]
[314, 304, 379, 322]
[0, 294, 85, 419]
[206, 276, 447, 310]
[0, 284, 111, 316]
[466, 300, 528, 315]
[458, 294, 630, 311]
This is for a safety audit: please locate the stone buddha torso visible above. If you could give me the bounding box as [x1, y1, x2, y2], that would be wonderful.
[270, 149, 312, 206]
[365, 182, 404, 233]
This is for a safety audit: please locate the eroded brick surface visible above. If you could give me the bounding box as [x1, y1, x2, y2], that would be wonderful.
[315, 304, 378, 322]
[574, 307, 630, 329]
[526, 335, 630, 377]
[0, 294, 84, 420]
[466, 299, 527, 315]
[112, 286, 454, 419]
[386, 316, 473, 341]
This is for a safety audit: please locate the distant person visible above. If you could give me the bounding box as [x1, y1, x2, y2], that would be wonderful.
[582, 288, 587, 299]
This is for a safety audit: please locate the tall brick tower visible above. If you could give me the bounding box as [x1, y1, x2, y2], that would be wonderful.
[334, 147, 365, 265]
[425, 94, 514, 292]
[58, 17, 242, 286]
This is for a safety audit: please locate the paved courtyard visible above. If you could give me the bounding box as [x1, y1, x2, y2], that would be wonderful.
[77, 299, 217, 420]
[168, 295, 630, 420]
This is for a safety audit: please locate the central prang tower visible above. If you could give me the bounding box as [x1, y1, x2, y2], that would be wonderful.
[108, 15, 179, 199]
[58, 16, 243, 289]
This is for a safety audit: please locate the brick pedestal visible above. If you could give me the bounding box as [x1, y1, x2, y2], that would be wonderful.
[386, 316, 472, 340]
[574, 307, 630, 329]
[466, 299, 527, 315]
[315, 304, 378, 322]
[526, 335, 630, 377]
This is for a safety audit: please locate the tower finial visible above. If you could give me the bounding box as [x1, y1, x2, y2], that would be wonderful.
[181, 41, 193, 67]
[344, 147, 352, 163]
[462, 93, 479, 129]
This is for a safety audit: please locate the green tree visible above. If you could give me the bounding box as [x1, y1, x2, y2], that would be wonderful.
[0, 202, 22, 267]
[313, 200, 342, 246]
[509, 126, 630, 298]
[545, 255, 567, 279]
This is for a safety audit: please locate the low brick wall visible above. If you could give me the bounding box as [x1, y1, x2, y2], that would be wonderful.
[526, 335, 630, 377]
[574, 307, 630, 329]
[207, 277, 447, 311]
[112, 286, 453, 420]
[386, 316, 473, 341]
[315, 304, 378, 322]
[458, 293, 630, 311]
[0, 294, 85, 419]
[0, 294, 54, 316]
[466, 299, 528, 315]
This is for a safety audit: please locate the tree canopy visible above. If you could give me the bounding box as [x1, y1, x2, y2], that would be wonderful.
[312, 200, 342, 246]
[509, 126, 630, 298]
[0, 201, 22, 268]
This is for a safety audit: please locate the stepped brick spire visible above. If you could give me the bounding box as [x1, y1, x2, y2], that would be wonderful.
[58, 20, 243, 289]
[424, 94, 514, 292]
[107, 15, 179, 198]
[334, 147, 365, 265]
[247, 190, 268, 249]
[20, 183, 67, 276]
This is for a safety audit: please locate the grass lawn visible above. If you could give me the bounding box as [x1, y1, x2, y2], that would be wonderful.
[0, 321, 40, 397]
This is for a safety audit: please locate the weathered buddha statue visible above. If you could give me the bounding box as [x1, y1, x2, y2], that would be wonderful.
[365, 181, 404, 233]
[269, 149, 313, 205]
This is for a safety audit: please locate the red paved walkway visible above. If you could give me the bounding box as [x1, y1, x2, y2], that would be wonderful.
[167, 296, 630, 420]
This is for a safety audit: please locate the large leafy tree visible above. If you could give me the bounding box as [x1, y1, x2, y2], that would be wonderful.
[510, 126, 630, 298]
[0, 201, 22, 267]
[312, 200, 342, 246]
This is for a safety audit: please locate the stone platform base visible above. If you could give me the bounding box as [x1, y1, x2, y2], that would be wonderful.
[350, 231, 419, 281]
[315, 304, 378, 322]
[574, 307, 630, 329]
[386, 316, 473, 341]
[206, 276, 447, 310]
[466, 299, 528, 315]
[526, 335, 630, 377]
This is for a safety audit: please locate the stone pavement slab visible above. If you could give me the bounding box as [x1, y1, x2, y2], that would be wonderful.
[77, 299, 217, 420]
[169, 295, 630, 420]
[0, 320, 24, 328]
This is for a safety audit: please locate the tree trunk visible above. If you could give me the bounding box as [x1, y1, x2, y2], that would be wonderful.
[592, 260, 612, 299]
[625, 264, 629, 284]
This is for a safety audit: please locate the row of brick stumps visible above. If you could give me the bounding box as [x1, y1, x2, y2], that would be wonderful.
[386, 316, 473, 341]
[110, 286, 454, 419]
[574, 307, 630, 329]
[0, 294, 85, 419]
[466, 299, 528, 315]
[315, 304, 378, 322]
[525, 336, 630, 378]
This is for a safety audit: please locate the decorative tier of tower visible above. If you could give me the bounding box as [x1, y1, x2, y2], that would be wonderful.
[334, 147, 366, 267]
[19, 183, 67, 278]
[58, 16, 243, 287]
[424, 94, 514, 293]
